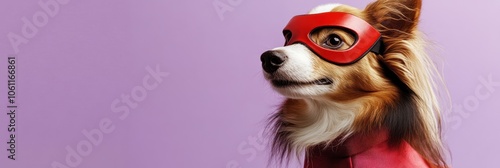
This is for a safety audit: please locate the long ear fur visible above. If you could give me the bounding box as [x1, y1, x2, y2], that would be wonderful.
[365, 0, 422, 39]
[365, 0, 447, 167]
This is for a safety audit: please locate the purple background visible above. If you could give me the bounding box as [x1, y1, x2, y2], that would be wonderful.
[0, 0, 499, 167]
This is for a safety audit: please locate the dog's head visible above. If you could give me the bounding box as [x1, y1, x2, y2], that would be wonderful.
[262, 0, 446, 166]
[261, 1, 421, 100]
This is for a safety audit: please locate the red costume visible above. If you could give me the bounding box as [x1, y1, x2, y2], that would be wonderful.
[304, 130, 431, 168]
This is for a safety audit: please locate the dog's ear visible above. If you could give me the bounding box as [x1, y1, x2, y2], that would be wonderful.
[362, 0, 424, 88]
[364, 0, 422, 39]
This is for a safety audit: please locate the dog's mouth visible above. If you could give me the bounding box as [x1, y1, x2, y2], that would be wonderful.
[271, 78, 333, 87]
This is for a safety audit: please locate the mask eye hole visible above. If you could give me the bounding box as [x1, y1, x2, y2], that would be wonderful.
[283, 30, 292, 45]
[310, 27, 357, 50]
[322, 34, 344, 49]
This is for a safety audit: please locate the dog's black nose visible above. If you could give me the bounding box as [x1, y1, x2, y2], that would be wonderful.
[260, 50, 287, 74]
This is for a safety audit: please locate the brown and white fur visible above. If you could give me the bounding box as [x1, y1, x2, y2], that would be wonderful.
[261, 0, 447, 167]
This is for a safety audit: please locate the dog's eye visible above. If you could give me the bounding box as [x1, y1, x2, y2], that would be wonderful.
[323, 34, 344, 49]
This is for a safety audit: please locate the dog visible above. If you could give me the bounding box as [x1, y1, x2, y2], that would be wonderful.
[260, 0, 447, 167]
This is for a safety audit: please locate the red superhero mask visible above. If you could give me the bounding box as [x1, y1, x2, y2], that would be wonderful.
[283, 12, 384, 65]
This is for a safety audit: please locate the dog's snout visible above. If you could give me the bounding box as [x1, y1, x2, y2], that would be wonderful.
[260, 50, 288, 73]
